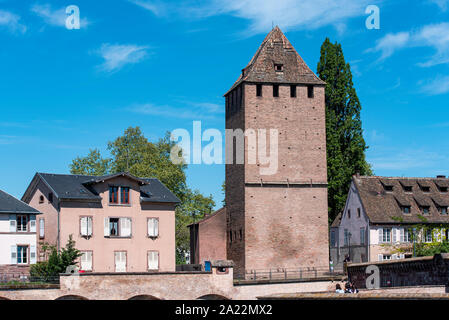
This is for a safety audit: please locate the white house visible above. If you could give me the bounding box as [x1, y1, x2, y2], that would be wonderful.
[0, 189, 41, 281]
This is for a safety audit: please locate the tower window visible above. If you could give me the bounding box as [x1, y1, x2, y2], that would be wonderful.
[290, 85, 296, 98]
[256, 84, 262, 97]
[274, 64, 283, 72]
[307, 85, 314, 98]
[273, 85, 279, 97]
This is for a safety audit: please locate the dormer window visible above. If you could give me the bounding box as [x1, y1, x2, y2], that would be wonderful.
[274, 64, 283, 72]
[439, 206, 448, 215]
[403, 186, 413, 192]
[109, 186, 119, 204]
[439, 186, 448, 193]
[421, 206, 430, 215]
[110, 186, 130, 205]
[402, 206, 411, 214]
[385, 185, 393, 192]
[421, 186, 430, 192]
[121, 187, 130, 204]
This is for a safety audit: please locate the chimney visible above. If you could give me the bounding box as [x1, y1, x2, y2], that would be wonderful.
[437, 175, 446, 179]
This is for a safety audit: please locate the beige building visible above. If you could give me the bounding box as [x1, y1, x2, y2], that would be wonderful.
[22, 172, 179, 273]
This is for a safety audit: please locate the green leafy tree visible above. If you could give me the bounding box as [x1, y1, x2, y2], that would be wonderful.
[70, 127, 214, 265]
[175, 189, 215, 264]
[70, 148, 111, 176]
[317, 38, 372, 223]
[30, 235, 82, 282]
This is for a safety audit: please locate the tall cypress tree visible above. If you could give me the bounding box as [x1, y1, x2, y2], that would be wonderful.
[317, 38, 372, 224]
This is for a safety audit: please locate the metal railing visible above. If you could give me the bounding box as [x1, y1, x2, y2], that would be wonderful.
[0, 273, 59, 285]
[235, 266, 345, 281]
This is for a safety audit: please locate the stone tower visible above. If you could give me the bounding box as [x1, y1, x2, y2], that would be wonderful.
[224, 27, 329, 276]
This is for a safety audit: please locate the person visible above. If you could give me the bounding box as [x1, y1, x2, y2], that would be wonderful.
[344, 282, 351, 293]
[335, 283, 344, 294]
[350, 282, 359, 293]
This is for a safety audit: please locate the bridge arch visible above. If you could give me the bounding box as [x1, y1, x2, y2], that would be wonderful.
[55, 295, 89, 300]
[128, 295, 161, 300]
[196, 294, 230, 300]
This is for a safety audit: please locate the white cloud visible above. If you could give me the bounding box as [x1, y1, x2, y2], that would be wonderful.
[368, 23, 449, 67]
[128, 0, 166, 16]
[95, 43, 150, 73]
[421, 75, 449, 95]
[429, 0, 449, 11]
[129, 102, 222, 120]
[131, 0, 374, 35]
[414, 23, 449, 67]
[367, 32, 410, 61]
[0, 10, 26, 34]
[31, 3, 90, 28]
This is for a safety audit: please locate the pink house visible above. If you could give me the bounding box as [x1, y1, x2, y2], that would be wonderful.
[21, 172, 179, 273]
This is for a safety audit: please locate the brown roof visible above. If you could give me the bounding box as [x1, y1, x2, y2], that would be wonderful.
[224, 26, 325, 95]
[353, 175, 449, 224]
[187, 207, 226, 228]
[331, 212, 342, 228]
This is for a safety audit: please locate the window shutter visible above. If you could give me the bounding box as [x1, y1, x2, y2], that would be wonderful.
[9, 214, 16, 232]
[87, 217, 93, 236]
[80, 217, 88, 236]
[392, 228, 397, 243]
[378, 254, 383, 261]
[104, 218, 110, 237]
[120, 218, 131, 237]
[115, 252, 126, 272]
[154, 219, 159, 237]
[148, 251, 159, 270]
[399, 254, 405, 259]
[400, 228, 404, 242]
[81, 252, 92, 271]
[392, 254, 398, 260]
[39, 218, 45, 238]
[11, 245, 17, 264]
[148, 218, 155, 237]
[30, 215, 36, 232]
[30, 245, 36, 264]
[378, 228, 383, 243]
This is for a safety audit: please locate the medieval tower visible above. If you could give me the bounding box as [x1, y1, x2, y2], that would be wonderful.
[224, 27, 329, 276]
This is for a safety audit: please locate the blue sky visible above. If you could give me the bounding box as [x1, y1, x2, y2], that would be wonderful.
[0, 0, 449, 209]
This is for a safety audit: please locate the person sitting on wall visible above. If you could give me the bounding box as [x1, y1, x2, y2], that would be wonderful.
[344, 282, 352, 293]
[350, 282, 359, 294]
[335, 284, 344, 293]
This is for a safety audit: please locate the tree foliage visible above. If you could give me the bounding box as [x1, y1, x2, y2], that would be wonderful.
[317, 38, 372, 223]
[30, 235, 81, 282]
[69, 127, 215, 264]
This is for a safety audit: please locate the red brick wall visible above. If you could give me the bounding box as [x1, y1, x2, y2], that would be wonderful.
[0, 265, 30, 281]
[197, 209, 227, 264]
[226, 83, 329, 274]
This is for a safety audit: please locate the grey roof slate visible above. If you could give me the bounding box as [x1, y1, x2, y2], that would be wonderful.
[28, 172, 180, 204]
[0, 190, 40, 214]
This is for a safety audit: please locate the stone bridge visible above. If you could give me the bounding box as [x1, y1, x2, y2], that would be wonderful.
[0, 262, 343, 300]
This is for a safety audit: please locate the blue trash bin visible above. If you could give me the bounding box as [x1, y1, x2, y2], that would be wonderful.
[204, 261, 211, 272]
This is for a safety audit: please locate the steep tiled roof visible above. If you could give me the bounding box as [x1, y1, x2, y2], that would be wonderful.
[187, 207, 226, 227]
[331, 212, 342, 228]
[0, 190, 40, 214]
[353, 175, 449, 224]
[225, 26, 325, 95]
[22, 172, 180, 204]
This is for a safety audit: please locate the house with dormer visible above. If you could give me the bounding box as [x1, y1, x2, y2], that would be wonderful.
[330, 174, 449, 269]
[21, 172, 179, 273]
